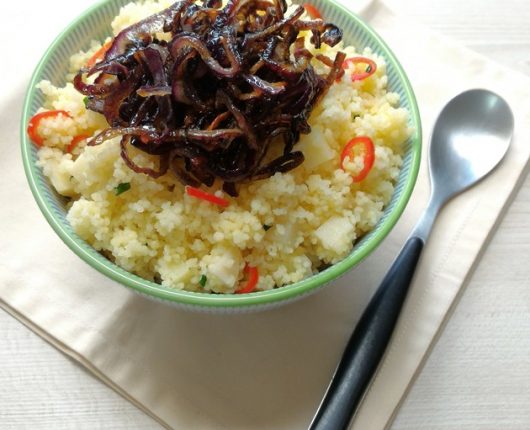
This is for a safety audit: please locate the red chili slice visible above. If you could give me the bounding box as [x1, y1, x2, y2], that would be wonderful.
[87, 40, 113, 68]
[185, 186, 230, 207]
[340, 136, 376, 182]
[303, 4, 322, 19]
[236, 264, 259, 294]
[66, 134, 90, 154]
[27, 110, 72, 147]
[342, 57, 377, 82]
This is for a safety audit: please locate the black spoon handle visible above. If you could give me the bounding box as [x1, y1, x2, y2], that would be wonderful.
[309, 236, 424, 430]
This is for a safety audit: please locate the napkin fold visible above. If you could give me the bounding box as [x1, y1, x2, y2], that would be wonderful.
[1, 1, 530, 429]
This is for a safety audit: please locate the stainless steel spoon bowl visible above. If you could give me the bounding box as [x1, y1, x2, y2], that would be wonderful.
[415, 89, 514, 239]
[310, 89, 514, 430]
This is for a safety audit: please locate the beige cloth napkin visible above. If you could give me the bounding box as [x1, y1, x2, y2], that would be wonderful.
[1, 0, 530, 429]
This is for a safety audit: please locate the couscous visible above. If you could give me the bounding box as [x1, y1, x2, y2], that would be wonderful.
[30, 0, 410, 293]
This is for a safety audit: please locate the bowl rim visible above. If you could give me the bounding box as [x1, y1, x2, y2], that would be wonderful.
[20, 0, 422, 308]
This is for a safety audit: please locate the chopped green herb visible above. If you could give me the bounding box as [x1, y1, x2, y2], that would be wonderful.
[83, 96, 89, 109]
[365, 65, 372, 73]
[199, 275, 207, 287]
[263, 224, 272, 231]
[114, 182, 131, 196]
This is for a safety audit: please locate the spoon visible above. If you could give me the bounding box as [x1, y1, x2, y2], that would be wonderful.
[310, 89, 514, 430]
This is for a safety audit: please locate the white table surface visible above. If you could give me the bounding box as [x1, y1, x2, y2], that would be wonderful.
[1, 0, 529, 429]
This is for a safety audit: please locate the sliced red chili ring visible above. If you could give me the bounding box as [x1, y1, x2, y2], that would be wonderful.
[66, 134, 90, 154]
[236, 264, 259, 294]
[340, 136, 375, 182]
[87, 40, 113, 68]
[342, 57, 377, 82]
[27, 110, 72, 147]
[303, 4, 322, 19]
[185, 185, 230, 207]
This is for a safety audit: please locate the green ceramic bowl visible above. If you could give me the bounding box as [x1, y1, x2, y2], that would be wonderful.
[21, 0, 421, 312]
